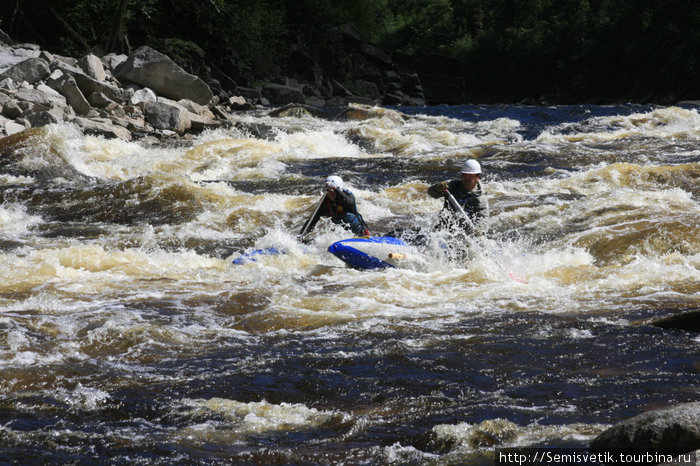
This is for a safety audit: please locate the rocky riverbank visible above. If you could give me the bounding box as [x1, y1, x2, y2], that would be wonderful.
[0, 24, 451, 145]
[0, 33, 251, 144]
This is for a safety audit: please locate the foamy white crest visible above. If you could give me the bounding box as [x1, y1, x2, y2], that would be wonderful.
[536, 106, 700, 144]
[433, 419, 609, 452]
[383, 443, 438, 463]
[0, 203, 42, 235]
[275, 129, 365, 159]
[182, 398, 345, 434]
[0, 173, 34, 185]
[78, 135, 166, 180]
[54, 384, 111, 411]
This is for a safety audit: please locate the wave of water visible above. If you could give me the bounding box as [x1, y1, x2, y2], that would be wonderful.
[0, 103, 698, 463]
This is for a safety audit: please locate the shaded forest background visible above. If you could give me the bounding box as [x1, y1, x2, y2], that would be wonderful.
[2, 0, 699, 104]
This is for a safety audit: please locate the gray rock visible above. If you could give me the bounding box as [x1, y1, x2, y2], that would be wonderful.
[228, 95, 252, 110]
[114, 46, 213, 105]
[79, 53, 107, 82]
[330, 79, 353, 97]
[130, 87, 157, 108]
[590, 402, 700, 452]
[13, 87, 63, 110]
[74, 116, 132, 141]
[26, 108, 65, 127]
[0, 57, 50, 85]
[101, 53, 128, 71]
[262, 83, 305, 105]
[51, 60, 126, 103]
[4, 119, 26, 135]
[47, 73, 91, 115]
[651, 309, 700, 332]
[15, 43, 40, 52]
[39, 50, 55, 63]
[36, 83, 67, 104]
[1, 98, 22, 118]
[72, 72, 126, 103]
[53, 55, 79, 67]
[88, 92, 115, 108]
[188, 113, 221, 132]
[235, 86, 262, 103]
[177, 99, 215, 120]
[0, 77, 17, 91]
[304, 96, 325, 107]
[353, 79, 381, 99]
[144, 100, 191, 134]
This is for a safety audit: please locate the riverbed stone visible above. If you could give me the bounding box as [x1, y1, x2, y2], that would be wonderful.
[590, 402, 700, 452]
[0, 57, 50, 85]
[79, 53, 107, 82]
[144, 100, 191, 134]
[88, 92, 115, 108]
[651, 309, 700, 332]
[262, 83, 304, 105]
[114, 45, 213, 105]
[26, 108, 64, 127]
[4, 118, 25, 135]
[48, 73, 91, 115]
[74, 116, 132, 141]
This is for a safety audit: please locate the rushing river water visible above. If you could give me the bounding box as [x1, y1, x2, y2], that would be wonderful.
[0, 103, 698, 464]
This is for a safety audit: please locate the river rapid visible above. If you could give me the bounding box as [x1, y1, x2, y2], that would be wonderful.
[0, 103, 698, 464]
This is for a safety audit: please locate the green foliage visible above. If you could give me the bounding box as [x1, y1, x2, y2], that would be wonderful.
[1, 0, 700, 101]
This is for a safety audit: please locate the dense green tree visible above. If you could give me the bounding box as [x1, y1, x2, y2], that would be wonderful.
[2, 0, 700, 102]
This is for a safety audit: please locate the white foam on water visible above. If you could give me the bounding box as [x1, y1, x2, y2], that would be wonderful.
[179, 397, 347, 434]
[432, 418, 610, 453]
[53, 384, 111, 411]
[0, 203, 43, 236]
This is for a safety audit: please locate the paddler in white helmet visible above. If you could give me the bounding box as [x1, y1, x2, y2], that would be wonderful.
[428, 159, 489, 233]
[298, 175, 370, 240]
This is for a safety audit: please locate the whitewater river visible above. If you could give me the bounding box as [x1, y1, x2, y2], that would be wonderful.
[0, 103, 698, 464]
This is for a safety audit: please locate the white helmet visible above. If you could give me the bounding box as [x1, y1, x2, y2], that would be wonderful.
[461, 159, 481, 174]
[325, 175, 344, 190]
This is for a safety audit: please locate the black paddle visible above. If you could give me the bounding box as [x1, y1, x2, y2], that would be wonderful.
[297, 193, 327, 241]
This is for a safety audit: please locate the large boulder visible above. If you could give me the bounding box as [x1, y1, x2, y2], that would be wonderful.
[51, 61, 127, 103]
[78, 53, 107, 82]
[47, 73, 91, 115]
[74, 117, 132, 141]
[0, 57, 50, 85]
[262, 83, 304, 105]
[144, 100, 191, 134]
[114, 46, 213, 105]
[590, 402, 700, 452]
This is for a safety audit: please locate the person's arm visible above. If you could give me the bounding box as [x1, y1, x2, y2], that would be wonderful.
[428, 181, 450, 198]
[333, 188, 357, 213]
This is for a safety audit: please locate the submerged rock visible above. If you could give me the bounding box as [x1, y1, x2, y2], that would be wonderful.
[590, 402, 700, 452]
[651, 308, 700, 333]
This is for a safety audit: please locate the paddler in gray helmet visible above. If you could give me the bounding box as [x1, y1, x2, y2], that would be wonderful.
[428, 159, 489, 234]
[298, 175, 370, 240]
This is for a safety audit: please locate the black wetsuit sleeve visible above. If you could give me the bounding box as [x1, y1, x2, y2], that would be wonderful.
[428, 181, 450, 199]
[333, 189, 357, 214]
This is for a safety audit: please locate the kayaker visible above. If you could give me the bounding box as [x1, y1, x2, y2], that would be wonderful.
[428, 159, 489, 234]
[298, 175, 370, 239]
